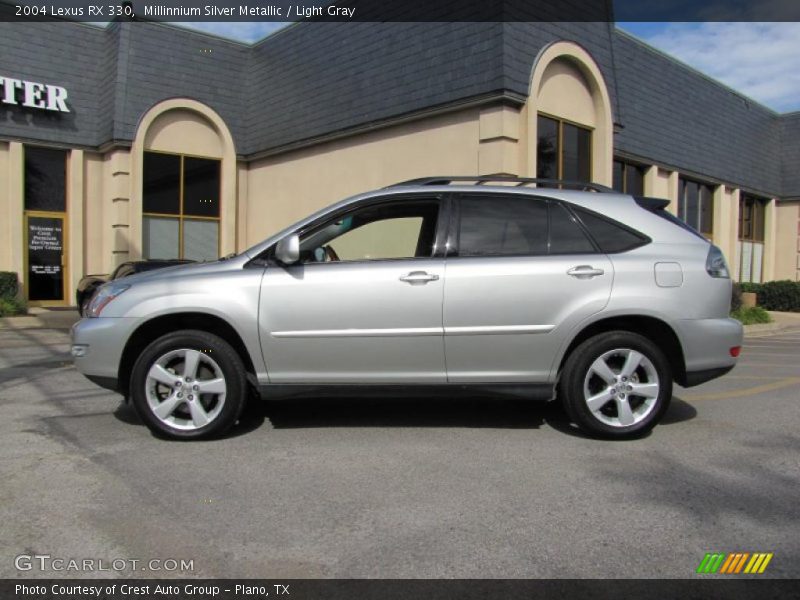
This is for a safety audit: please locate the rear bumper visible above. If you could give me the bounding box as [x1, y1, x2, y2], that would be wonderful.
[682, 365, 735, 388]
[674, 317, 743, 387]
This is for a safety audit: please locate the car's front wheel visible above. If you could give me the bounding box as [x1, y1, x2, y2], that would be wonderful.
[559, 331, 672, 438]
[130, 330, 247, 440]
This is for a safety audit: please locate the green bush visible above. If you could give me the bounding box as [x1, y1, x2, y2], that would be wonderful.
[731, 306, 772, 325]
[0, 296, 27, 317]
[755, 280, 800, 312]
[0, 271, 18, 299]
[738, 282, 762, 294]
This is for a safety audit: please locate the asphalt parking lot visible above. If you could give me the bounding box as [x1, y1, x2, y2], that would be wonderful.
[1, 325, 798, 579]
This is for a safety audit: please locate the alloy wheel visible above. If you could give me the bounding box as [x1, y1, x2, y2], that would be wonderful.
[582, 348, 660, 428]
[145, 348, 227, 431]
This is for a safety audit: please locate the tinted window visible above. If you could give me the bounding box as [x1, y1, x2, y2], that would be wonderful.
[143, 152, 180, 215]
[536, 116, 558, 179]
[612, 160, 624, 193]
[572, 207, 647, 254]
[24, 146, 66, 212]
[626, 164, 645, 196]
[678, 177, 714, 235]
[459, 196, 548, 257]
[562, 123, 591, 182]
[549, 203, 595, 254]
[183, 157, 220, 217]
[613, 159, 645, 196]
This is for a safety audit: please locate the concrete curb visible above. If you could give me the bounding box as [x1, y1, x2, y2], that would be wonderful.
[0, 308, 80, 331]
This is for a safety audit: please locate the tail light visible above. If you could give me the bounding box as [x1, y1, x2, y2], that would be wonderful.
[706, 245, 730, 279]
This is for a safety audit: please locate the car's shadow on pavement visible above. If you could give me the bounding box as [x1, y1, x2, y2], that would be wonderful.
[114, 394, 697, 440]
[262, 395, 553, 429]
[544, 396, 697, 440]
[113, 400, 268, 440]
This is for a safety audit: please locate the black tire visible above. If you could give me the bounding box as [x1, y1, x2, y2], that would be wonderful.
[558, 330, 672, 439]
[129, 329, 247, 440]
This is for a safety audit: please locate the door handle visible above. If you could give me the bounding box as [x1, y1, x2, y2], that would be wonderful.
[399, 271, 439, 284]
[567, 265, 605, 278]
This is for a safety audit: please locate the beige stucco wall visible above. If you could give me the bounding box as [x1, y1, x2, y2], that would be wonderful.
[82, 153, 107, 274]
[245, 108, 480, 245]
[0, 141, 11, 278]
[644, 167, 679, 213]
[712, 186, 738, 270]
[143, 109, 225, 159]
[762, 198, 779, 281]
[0, 142, 24, 290]
[537, 58, 596, 127]
[478, 105, 521, 176]
[773, 200, 800, 281]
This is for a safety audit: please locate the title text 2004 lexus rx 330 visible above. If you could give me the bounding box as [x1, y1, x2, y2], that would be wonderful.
[72, 177, 742, 440]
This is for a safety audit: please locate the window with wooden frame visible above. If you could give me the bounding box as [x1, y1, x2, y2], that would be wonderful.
[536, 114, 592, 183]
[678, 177, 715, 236]
[612, 159, 645, 196]
[142, 151, 221, 261]
[738, 193, 767, 243]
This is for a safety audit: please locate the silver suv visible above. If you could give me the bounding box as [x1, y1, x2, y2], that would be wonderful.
[71, 177, 743, 440]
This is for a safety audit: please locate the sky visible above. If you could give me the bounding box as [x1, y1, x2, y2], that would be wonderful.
[175, 21, 800, 113]
[618, 22, 800, 113]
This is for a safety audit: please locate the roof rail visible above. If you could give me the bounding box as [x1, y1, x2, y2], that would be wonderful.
[388, 176, 615, 193]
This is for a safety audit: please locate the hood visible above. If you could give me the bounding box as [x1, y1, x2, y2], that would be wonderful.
[117, 255, 251, 285]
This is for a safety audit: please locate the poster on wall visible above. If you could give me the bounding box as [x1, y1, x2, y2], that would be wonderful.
[27, 216, 64, 302]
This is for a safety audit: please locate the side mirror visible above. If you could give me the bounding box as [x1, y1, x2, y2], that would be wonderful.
[275, 234, 300, 265]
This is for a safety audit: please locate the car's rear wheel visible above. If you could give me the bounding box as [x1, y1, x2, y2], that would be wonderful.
[559, 331, 672, 438]
[130, 330, 247, 440]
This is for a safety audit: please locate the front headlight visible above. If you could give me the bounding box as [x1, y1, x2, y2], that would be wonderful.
[85, 282, 131, 317]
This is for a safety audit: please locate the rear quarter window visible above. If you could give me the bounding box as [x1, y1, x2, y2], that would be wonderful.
[571, 206, 649, 254]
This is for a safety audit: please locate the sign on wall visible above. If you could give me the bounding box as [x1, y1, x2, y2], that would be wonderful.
[0, 75, 69, 112]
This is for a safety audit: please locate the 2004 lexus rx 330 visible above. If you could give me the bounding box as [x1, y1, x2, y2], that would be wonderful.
[72, 177, 743, 440]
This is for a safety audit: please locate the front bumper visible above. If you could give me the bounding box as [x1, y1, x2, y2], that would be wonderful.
[71, 317, 140, 391]
[674, 317, 743, 387]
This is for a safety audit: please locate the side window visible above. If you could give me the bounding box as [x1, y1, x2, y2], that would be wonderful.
[572, 206, 648, 253]
[298, 199, 440, 263]
[548, 203, 596, 254]
[458, 195, 548, 257]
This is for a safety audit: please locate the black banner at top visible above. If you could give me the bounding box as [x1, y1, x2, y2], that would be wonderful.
[2, 0, 800, 22]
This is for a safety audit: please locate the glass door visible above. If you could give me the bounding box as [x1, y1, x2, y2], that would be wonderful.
[25, 212, 66, 304]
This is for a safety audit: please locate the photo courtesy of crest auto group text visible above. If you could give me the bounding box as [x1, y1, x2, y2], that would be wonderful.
[1, 0, 799, 598]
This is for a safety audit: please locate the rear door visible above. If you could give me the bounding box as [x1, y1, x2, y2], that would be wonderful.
[443, 193, 613, 383]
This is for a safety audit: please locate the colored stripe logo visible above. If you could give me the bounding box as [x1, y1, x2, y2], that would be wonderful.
[697, 552, 773, 574]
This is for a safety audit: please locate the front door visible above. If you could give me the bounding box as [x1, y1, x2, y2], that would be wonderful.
[25, 213, 66, 305]
[259, 196, 447, 383]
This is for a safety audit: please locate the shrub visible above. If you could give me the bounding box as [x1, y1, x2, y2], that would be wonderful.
[755, 280, 800, 312]
[731, 306, 772, 325]
[738, 282, 762, 294]
[0, 271, 18, 299]
[0, 296, 27, 317]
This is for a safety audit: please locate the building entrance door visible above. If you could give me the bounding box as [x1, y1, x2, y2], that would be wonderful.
[25, 212, 66, 304]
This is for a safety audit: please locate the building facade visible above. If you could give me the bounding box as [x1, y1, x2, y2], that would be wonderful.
[1, 17, 799, 306]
